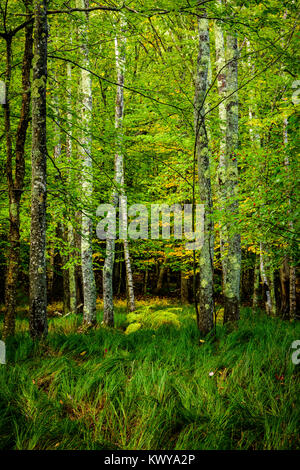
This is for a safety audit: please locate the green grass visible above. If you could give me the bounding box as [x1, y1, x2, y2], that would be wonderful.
[0, 303, 299, 450]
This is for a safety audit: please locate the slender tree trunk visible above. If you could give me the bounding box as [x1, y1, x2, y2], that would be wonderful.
[194, 8, 214, 335]
[77, 0, 96, 325]
[66, 49, 77, 314]
[144, 266, 148, 296]
[52, 78, 70, 315]
[260, 243, 276, 316]
[3, 1, 33, 339]
[117, 260, 123, 296]
[181, 272, 189, 304]
[103, 235, 115, 326]
[116, 20, 135, 313]
[289, 264, 296, 320]
[47, 241, 55, 302]
[283, 117, 296, 320]
[124, 239, 135, 311]
[253, 254, 260, 309]
[103, 17, 135, 324]
[215, 11, 228, 290]
[29, 0, 48, 340]
[222, 33, 241, 324]
[280, 256, 289, 318]
[61, 225, 70, 315]
[155, 265, 166, 295]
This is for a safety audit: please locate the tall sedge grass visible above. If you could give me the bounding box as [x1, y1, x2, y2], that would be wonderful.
[0, 304, 299, 450]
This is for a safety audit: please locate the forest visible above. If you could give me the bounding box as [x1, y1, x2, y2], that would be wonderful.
[0, 0, 299, 452]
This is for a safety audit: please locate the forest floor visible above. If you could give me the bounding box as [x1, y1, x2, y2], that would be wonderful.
[0, 300, 299, 450]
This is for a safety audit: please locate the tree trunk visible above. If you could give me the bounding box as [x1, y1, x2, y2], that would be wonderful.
[103, 17, 135, 324]
[260, 243, 276, 316]
[215, 8, 227, 285]
[289, 265, 296, 320]
[66, 47, 77, 314]
[280, 256, 289, 318]
[144, 266, 148, 296]
[124, 240, 135, 311]
[77, 0, 97, 325]
[156, 265, 166, 295]
[29, 0, 48, 340]
[194, 8, 214, 335]
[181, 272, 189, 304]
[3, 1, 33, 339]
[222, 33, 241, 324]
[283, 117, 296, 320]
[253, 254, 260, 309]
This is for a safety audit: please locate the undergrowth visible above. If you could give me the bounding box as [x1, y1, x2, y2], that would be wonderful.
[0, 303, 299, 450]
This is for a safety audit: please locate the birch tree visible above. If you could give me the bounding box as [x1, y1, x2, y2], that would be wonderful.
[220, 31, 241, 324]
[29, 0, 48, 339]
[66, 53, 77, 315]
[103, 17, 135, 326]
[76, 0, 96, 325]
[214, 11, 227, 287]
[282, 118, 296, 319]
[194, 7, 214, 335]
[214, 2, 241, 324]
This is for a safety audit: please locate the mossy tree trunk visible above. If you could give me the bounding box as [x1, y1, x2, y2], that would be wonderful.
[76, 0, 97, 326]
[3, 1, 33, 338]
[215, 9, 228, 292]
[222, 33, 241, 324]
[194, 7, 214, 335]
[66, 54, 77, 314]
[29, 0, 48, 340]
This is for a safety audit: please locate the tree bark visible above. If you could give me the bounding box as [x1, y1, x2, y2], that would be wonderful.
[77, 0, 97, 325]
[194, 8, 214, 335]
[181, 272, 189, 304]
[260, 243, 276, 316]
[155, 265, 166, 295]
[103, 17, 135, 324]
[253, 254, 260, 309]
[3, 1, 33, 339]
[283, 117, 296, 320]
[279, 256, 289, 318]
[222, 33, 241, 324]
[66, 46, 77, 314]
[215, 9, 227, 284]
[29, 0, 48, 340]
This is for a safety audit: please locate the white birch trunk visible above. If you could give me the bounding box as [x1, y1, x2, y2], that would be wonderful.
[66, 49, 77, 315]
[76, 0, 96, 325]
[222, 32, 241, 323]
[283, 118, 296, 319]
[194, 8, 214, 335]
[260, 243, 276, 316]
[215, 11, 227, 284]
[103, 17, 135, 325]
[215, 14, 241, 323]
